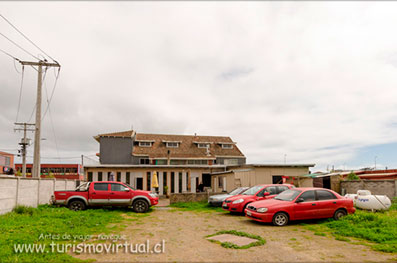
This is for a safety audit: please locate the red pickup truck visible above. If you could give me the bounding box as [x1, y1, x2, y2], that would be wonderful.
[51, 181, 158, 213]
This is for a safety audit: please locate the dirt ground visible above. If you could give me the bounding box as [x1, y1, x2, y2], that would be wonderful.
[75, 208, 396, 262]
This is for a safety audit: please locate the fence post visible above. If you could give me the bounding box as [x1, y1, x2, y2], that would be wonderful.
[37, 177, 41, 206]
[15, 177, 20, 207]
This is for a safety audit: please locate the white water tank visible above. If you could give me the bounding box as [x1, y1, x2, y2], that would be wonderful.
[345, 190, 391, 211]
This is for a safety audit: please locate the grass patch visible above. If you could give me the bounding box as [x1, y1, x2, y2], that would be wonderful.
[304, 198, 397, 253]
[206, 230, 266, 249]
[170, 201, 226, 213]
[0, 205, 144, 262]
[314, 232, 326, 237]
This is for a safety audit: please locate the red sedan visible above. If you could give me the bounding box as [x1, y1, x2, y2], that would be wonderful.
[245, 188, 355, 226]
[222, 184, 294, 213]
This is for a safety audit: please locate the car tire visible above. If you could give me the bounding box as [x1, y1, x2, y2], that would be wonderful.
[272, 212, 289, 226]
[68, 200, 86, 211]
[333, 209, 347, 220]
[133, 199, 149, 213]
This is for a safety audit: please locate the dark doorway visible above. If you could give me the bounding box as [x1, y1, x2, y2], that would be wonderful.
[202, 173, 211, 187]
[272, 175, 283, 184]
[196, 177, 199, 192]
[136, 178, 143, 190]
[323, 176, 331, 189]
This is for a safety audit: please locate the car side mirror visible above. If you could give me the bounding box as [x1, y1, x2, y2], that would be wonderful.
[296, 197, 304, 203]
[263, 192, 270, 196]
[124, 189, 130, 192]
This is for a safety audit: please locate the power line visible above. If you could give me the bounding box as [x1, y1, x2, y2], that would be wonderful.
[0, 32, 40, 60]
[15, 65, 25, 123]
[0, 47, 18, 60]
[0, 13, 56, 62]
[42, 67, 60, 120]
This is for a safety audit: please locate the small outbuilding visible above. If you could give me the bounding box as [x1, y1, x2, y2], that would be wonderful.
[211, 164, 315, 192]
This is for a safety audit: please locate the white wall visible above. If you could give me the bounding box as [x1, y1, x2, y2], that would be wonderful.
[0, 176, 77, 215]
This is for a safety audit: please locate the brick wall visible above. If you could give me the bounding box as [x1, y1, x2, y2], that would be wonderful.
[340, 179, 396, 199]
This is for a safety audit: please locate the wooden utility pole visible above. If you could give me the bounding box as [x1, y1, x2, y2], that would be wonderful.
[18, 60, 60, 178]
[14, 122, 35, 177]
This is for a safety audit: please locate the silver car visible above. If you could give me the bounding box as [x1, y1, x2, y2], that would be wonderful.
[208, 187, 249, 207]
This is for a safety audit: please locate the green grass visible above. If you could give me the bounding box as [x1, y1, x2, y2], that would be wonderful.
[0, 205, 143, 262]
[170, 201, 226, 213]
[304, 198, 397, 253]
[206, 230, 266, 249]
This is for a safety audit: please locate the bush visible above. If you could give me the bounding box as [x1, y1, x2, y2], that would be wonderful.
[12, 205, 35, 216]
[346, 172, 360, 180]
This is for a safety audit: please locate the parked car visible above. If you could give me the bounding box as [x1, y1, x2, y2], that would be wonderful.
[52, 181, 158, 213]
[208, 187, 249, 207]
[245, 187, 355, 226]
[222, 184, 295, 213]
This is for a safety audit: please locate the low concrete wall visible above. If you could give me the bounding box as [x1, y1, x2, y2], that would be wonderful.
[170, 192, 224, 204]
[0, 176, 78, 215]
[341, 179, 396, 199]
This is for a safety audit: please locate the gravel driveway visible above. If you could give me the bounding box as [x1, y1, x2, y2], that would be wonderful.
[75, 208, 395, 262]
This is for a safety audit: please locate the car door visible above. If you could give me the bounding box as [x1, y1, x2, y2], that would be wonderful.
[315, 190, 338, 218]
[90, 183, 110, 205]
[109, 183, 133, 206]
[293, 190, 319, 220]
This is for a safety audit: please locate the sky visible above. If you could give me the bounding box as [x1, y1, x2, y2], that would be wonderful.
[1, 2, 397, 171]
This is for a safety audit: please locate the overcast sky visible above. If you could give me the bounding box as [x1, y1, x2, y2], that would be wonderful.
[1, 2, 397, 171]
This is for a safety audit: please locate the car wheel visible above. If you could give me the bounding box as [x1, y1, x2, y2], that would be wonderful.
[272, 212, 289, 226]
[133, 199, 149, 213]
[333, 209, 347, 220]
[68, 200, 86, 211]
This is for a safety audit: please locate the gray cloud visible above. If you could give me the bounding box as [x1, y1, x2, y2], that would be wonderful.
[1, 2, 397, 170]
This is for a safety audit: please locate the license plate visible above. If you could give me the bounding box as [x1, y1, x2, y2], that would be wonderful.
[246, 211, 252, 216]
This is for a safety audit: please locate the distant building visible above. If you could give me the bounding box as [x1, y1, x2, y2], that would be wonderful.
[0, 151, 14, 175]
[14, 163, 83, 180]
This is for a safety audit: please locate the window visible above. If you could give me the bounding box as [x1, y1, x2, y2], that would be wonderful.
[264, 186, 278, 195]
[111, 183, 128, 191]
[94, 183, 108, 191]
[5, 156, 10, 166]
[187, 160, 208, 165]
[198, 143, 209, 148]
[140, 158, 150, 165]
[178, 172, 183, 192]
[170, 160, 187, 165]
[139, 141, 152, 147]
[299, 190, 316, 202]
[171, 172, 175, 193]
[155, 160, 167, 165]
[147, 172, 151, 191]
[117, 172, 121, 182]
[222, 144, 233, 149]
[316, 190, 337, 200]
[126, 172, 130, 184]
[166, 142, 179, 148]
[224, 159, 238, 165]
[277, 186, 289, 194]
[98, 172, 103, 181]
[218, 176, 223, 188]
[163, 172, 167, 192]
[88, 172, 93, 181]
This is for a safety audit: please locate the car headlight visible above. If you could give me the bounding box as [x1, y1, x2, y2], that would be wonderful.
[149, 193, 157, 198]
[232, 199, 244, 204]
[257, 207, 268, 213]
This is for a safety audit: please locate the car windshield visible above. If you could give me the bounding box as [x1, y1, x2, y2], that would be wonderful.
[274, 189, 302, 201]
[243, 185, 263, 195]
[229, 188, 244, 195]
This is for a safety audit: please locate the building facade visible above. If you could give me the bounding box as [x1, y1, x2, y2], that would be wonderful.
[0, 151, 14, 175]
[85, 130, 246, 195]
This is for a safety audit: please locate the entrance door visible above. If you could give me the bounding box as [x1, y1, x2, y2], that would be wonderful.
[202, 173, 211, 187]
[136, 178, 143, 190]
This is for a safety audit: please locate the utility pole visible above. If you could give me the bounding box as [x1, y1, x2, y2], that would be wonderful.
[18, 60, 60, 178]
[14, 122, 35, 177]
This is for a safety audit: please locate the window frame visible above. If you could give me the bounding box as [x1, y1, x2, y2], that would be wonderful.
[221, 144, 233, 149]
[138, 141, 152, 147]
[166, 142, 179, 148]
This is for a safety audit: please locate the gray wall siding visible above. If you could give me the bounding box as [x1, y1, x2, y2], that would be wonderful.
[100, 137, 133, 164]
